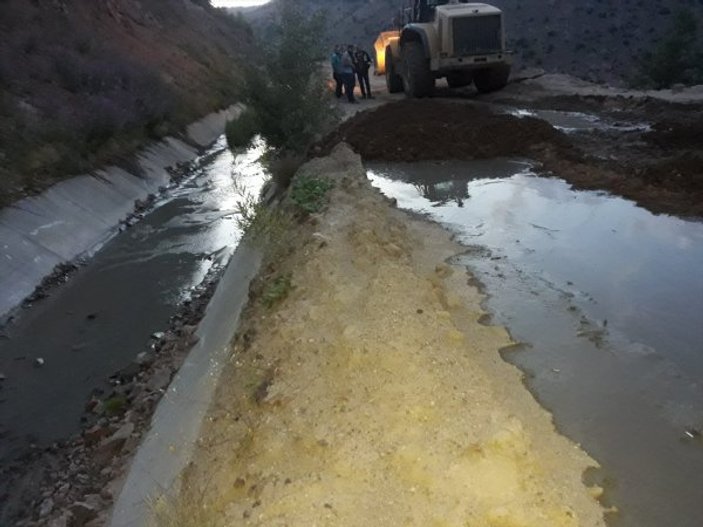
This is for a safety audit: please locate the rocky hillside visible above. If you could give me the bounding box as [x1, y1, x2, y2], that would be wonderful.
[0, 0, 252, 207]
[237, 0, 702, 84]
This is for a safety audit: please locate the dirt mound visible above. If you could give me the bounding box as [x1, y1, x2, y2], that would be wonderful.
[321, 98, 703, 218]
[319, 100, 575, 162]
[640, 153, 703, 193]
[645, 120, 703, 149]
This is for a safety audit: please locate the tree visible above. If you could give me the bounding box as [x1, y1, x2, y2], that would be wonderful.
[226, 0, 333, 156]
[635, 9, 703, 89]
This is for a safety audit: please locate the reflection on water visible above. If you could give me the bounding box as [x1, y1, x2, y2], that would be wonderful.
[367, 160, 703, 527]
[0, 137, 269, 465]
[504, 107, 651, 133]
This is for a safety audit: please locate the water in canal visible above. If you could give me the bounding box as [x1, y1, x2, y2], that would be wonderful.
[0, 137, 268, 466]
[367, 160, 703, 527]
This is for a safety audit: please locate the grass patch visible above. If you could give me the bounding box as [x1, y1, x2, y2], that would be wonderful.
[234, 191, 291, 250]
[104, 395, 128, 416]
[262, 274, 293, 308]
[291, 175, 334, 213]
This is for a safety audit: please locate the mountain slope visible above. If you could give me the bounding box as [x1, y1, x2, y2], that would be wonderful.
[0, 0, 252, 207]
[237, 0, 703, 85]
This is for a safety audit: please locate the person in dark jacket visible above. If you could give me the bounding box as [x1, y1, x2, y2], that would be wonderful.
[330, 45, 343, 98]
[340, 45, 357, 103]
[354, 46, 374, 99]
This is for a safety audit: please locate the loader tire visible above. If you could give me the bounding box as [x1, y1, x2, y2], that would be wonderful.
[385, 47, 403, 94]
[474, 64, 511, 94]
[402, 41, 434, 98]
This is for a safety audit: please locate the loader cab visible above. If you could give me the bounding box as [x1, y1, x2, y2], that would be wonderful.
[413, 0, 469, 23]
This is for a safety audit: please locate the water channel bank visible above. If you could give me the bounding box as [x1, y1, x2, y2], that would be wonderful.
[0, 136, 268, 526]
[163, 144, 606, 527]
[0, 105, 242, 321]
[368, 159, 703, 527]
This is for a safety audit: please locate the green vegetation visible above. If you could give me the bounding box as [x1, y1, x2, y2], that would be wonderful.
[225, 108, 260, 150]
[224, 0, 333, 158]
[262, 274, 293, 308]
[234, 190, 291, 249]
[291, 175, 334, 214]
[225, 0, 335, 261]
[633, 9, 703, 89]
[0, 0, 250, 208]
[104, 395, 128, 416]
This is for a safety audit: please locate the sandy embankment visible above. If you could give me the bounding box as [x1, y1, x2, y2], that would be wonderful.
[162, 144, 606, 526]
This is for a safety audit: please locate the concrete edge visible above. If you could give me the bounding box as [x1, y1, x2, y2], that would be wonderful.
[0, 105, 243, 321]
[109, 241, 262, 527]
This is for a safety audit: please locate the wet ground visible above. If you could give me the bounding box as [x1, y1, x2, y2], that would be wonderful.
[502, 106, 650, 134]
[319, 98, 703, 217]
[0, 138, 267, 488]
[367, 159, 703, 527]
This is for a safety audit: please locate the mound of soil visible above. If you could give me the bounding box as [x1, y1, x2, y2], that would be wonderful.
[639, 154, 703, 193]
[319, 100, 576, 162]
[320, 99, 703, 218]
[644, 120, 703, 149]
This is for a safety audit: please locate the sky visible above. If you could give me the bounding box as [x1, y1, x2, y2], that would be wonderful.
[210, 0, 271, 7]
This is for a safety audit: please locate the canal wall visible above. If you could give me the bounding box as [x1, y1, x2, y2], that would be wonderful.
[0, 105, 243, 320]
[109, 242, 262, 527]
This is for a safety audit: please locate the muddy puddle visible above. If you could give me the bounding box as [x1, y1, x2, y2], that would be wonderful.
[504, 107, 650, 133]
[0, 137, 267, 467]
[367, 160, 703, 527]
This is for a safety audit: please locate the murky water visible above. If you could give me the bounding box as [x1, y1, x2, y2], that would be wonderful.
[505, 107, 650, 133]
[0, 137, 267, 466]
[367, 160, 703, 527]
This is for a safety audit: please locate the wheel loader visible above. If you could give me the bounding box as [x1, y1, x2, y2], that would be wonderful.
[374, 1, 512, 97]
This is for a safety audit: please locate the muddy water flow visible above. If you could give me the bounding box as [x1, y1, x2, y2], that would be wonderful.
[0, 137, 267, 466]
[368, 160, 703, 527]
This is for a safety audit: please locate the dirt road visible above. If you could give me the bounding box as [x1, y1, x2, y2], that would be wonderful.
[162, 145, 607, 526]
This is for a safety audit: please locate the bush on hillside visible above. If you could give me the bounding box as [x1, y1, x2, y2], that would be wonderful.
[0, 0, 250, 208]
[633, 9, 703, 89]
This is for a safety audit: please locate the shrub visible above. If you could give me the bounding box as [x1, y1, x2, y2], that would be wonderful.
[225, 107, 260, 149]
[262, 274, 293, 308]
[234, 0, 334, 157]
[290, 175, 334, 214]
[633, 9, 703, 89]
[234, 190, 291, 249]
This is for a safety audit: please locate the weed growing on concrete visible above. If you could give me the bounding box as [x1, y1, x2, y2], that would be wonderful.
[262, 274, 293, 309]
[234, 192, 291, 251]
[291, 175, 334, 213]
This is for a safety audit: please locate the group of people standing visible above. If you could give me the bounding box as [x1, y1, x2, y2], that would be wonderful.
[330, 45, 374, 104]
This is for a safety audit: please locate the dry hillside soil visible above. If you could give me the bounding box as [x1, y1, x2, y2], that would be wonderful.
[0, 0, 252, 207]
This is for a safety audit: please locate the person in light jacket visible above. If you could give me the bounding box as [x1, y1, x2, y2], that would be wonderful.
[340, 45, 358, 103]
